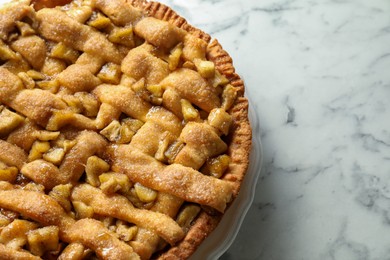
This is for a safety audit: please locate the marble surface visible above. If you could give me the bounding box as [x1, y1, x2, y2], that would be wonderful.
[159, 0, 390, 259]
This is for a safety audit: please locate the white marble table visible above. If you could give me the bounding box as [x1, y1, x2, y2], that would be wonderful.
[161, 0, 390, 259]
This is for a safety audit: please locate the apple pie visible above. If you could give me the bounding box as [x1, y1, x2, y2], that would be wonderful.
[0, 0, 251, 259]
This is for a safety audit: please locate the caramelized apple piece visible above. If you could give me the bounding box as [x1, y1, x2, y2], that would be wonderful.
[99, 172, 131, 194]
[51, 42, 80, 64]
[134, 182, 157, 203]
[15, 21, 35, 36]
[212, 70, 229, 88]
[0, 167, 18, 183]
[194, 59, 215, 79]
[207, 108, 232, 135]
[168, 43, 183, 71]
[201, 154, 230, 178]
[0, 107, 24, 137]
[97, 63, 122, 85]
[180, 99, 199, 121]
[119, 118, 143, 144]
[72, 201, 94, 219]
[88, 12, 111, 30]
[27, 226, 59, 256]
[146, 84, 163, 98]
[176, 204, 201, 232]
[28, 141, 50, 161]
[17, 72, 35, 89]
[222, 84, 238, 111]
[154, 131, 175, 162]
[85, 156, 110, 187]
[43, 147, 66, 166]
[48, 184, 73, 212]
[164, 140, 185, 164]
[108, 26, 134, 48]
[100, 120, 121, 142]
[115, 220, 138, 242]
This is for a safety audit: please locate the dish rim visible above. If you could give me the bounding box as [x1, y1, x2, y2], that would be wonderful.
[190, 92, 263, 260]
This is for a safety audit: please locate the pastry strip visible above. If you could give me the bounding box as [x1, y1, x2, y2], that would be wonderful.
[95, 0, 142, 26]
[130, 106, 182, 156]
[0, 1, 34, 41]
[0, 139, 27, 169]
[160, 68, 221, 112]
[71, 184, 185, 245]
[59, 131, 107, 183]
[129, 193, 183, 259]
[11, 89, 67, 127]
[21, 131, 107, 189]
[0, 189, 73, 228]
[112, 147, 233, 212]
[0, 189, 139, 259]
[174, 122, 227, 169]
[6, 119, 38, 152]
[0, 67, 24, 104]
[121, 43, 169, 85]
[36, 8, 123, 63]
[66, 219, 140, 260]
[94, 84, 151, 122]
[129, 229, 160, 260]
[0, 243, 41, 260]
[58, 243, 85, 260]
[134, 17, 185, 50]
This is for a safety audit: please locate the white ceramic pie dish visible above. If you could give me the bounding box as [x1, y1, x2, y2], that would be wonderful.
[190, 93, 262, 260]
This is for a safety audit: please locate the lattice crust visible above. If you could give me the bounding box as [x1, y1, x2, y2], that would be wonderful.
[0, 0, 251, 259]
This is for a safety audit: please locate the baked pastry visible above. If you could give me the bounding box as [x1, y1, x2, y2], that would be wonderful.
[0, 0, 252, 259]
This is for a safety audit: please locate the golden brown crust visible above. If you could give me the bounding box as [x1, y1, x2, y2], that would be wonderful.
[0, 243, 41, 260]
[158, 212, 222, 260]
[128, 1, 252, 259]
[0, 0, 252, 258]
[128, 0, 211, 43]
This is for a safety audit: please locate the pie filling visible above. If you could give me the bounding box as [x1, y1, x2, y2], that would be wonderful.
[0, 0, 250, 259]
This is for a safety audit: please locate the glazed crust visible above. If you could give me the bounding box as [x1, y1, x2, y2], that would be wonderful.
[127, 1, 252, 258]
[0, 0, 252, 258]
